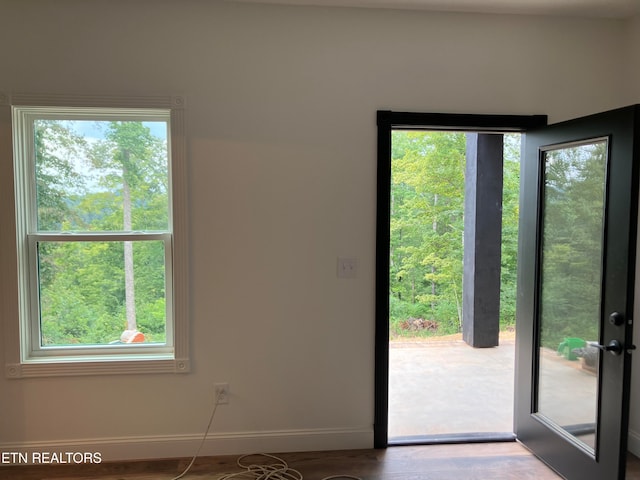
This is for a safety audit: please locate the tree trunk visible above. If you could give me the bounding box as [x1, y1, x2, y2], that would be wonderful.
[430, 193, 438, 310]
[122, 152, 136, 331]
[411, 277, 416, 303]
[390, 189, 395, 268]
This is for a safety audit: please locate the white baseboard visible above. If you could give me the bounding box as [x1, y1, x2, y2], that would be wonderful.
[0, 426, 373, 465]
[629, 429, 640, 457]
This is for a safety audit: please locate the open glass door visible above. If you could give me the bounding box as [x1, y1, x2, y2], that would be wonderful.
[515, 105, 640, 479]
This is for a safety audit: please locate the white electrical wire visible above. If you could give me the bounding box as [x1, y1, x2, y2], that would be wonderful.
[170, 391, 221, 480]
[215, 453, 302, 479]
[170, 391, 362, 480]
[214, 453, 363, 480]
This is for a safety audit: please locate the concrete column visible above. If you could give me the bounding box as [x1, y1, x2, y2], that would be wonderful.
[462, 133, 504, 348]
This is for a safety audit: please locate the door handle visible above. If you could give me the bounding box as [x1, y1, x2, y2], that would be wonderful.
[588, 340, 637, 356]
[589, 340, 623, 356]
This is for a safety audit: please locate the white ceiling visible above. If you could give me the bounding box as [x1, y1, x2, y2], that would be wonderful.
[228, 0, 640, 18]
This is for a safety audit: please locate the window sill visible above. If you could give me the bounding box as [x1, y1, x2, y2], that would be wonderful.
[5, 356, 190, 378]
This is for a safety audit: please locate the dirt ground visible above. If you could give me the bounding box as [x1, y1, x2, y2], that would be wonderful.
[391, 328, 516, 344]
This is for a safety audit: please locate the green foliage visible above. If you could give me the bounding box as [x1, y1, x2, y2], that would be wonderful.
[390, 131, 465, 337]
[34, 120, 87, 231]
[499, 134, 521, 328]
[88, 121, 169, 231]
[389, 131, 521, 339]
[34, 120, 168, 346]
[538, 142, 606, 349]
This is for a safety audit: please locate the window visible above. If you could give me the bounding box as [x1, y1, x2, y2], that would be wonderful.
[2, 94, 189, 377]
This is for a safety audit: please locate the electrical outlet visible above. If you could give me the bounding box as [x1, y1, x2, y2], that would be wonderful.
[214, 383, 229, 405]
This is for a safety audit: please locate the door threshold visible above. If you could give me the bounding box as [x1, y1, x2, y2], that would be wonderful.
[389, 432, 516, 446]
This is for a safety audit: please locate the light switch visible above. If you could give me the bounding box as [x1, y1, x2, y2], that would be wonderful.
[337, 257, 357, 279]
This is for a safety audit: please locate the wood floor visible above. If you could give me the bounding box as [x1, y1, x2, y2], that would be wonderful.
[3, 442, 640, 480]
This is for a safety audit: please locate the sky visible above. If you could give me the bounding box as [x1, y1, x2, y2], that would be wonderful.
[70, 120, 168, 141]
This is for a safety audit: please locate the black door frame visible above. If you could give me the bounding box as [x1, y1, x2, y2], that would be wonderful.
[374, 111, 548, 448]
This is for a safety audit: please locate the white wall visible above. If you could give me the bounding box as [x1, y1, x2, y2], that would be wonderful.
[625, 15, 640, 100]
[0, 0, 635, 461]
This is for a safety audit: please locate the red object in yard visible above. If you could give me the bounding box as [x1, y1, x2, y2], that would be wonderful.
[120, 329, 145, 343]
[128, 331, 145, 343]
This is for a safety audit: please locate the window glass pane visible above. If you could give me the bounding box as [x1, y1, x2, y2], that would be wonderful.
[536, 139, 607, 454]
[38, 240, 167, 347]
[34, 120, 169, 232]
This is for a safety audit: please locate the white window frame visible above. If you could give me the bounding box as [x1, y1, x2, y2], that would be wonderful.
[1, 93, 190, 378]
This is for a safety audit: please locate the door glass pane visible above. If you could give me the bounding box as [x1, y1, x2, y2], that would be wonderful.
[536, 138, 608, 454]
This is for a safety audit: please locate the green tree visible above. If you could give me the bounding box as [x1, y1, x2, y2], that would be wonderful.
[539, 141, 607, 348]
[89, 122, 167, 335]
[36, 119, 169, 345]
[499, 134, 521, 328]
[390, 131, 466, 335]
[34, 120, 86, 230]
[389, 131, 522, 338]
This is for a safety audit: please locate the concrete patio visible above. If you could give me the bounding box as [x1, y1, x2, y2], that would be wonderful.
[388, 333, 598, 445]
